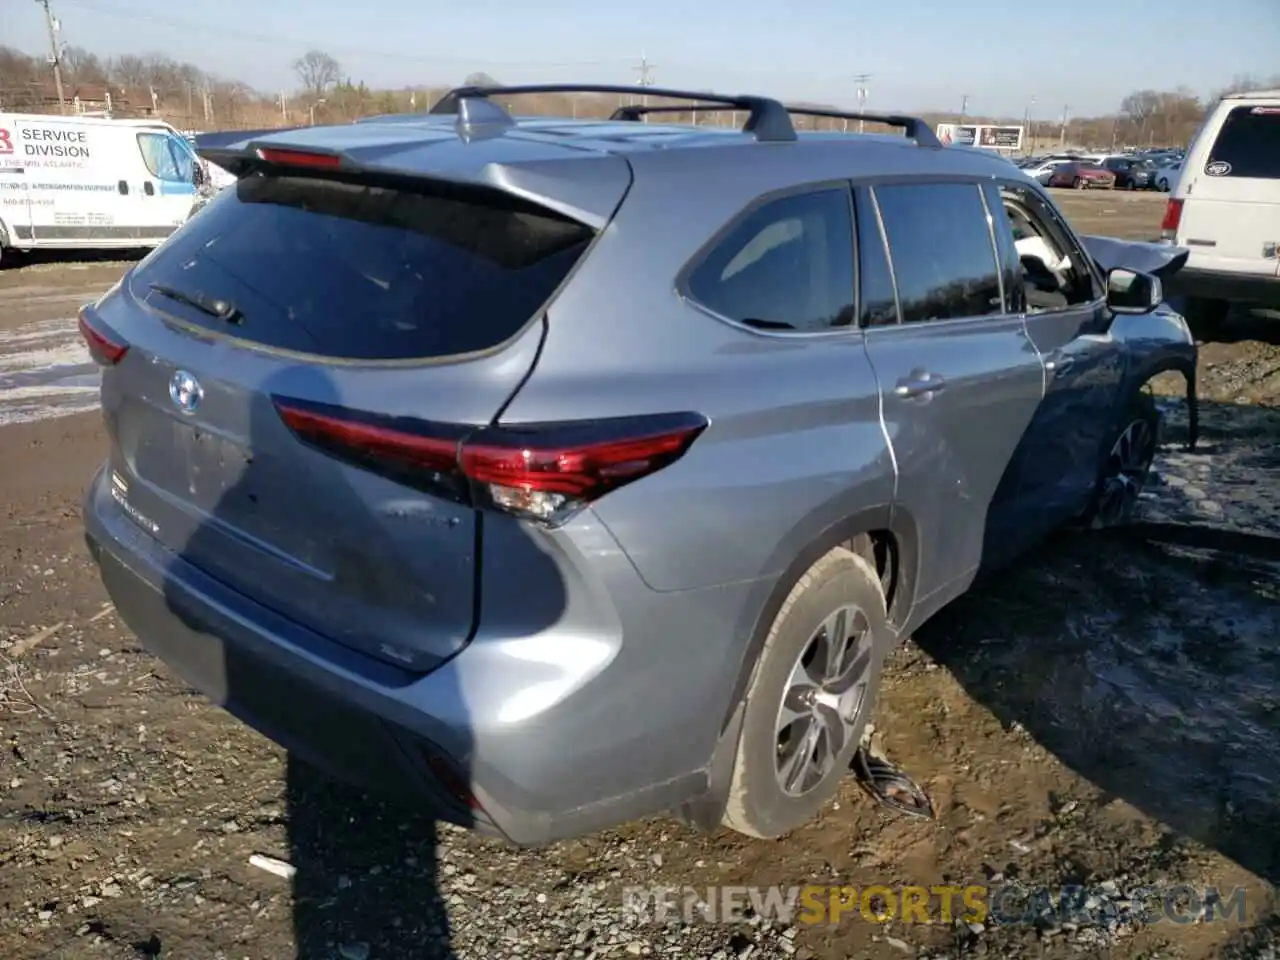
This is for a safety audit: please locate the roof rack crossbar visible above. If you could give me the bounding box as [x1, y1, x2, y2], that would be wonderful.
[782, 107, 942, 148]
[429, 83, 798, 142]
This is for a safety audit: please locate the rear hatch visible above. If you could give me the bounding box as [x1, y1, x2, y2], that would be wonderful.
[1178, 102, 1280, 277]
[90, 135, 628, 670]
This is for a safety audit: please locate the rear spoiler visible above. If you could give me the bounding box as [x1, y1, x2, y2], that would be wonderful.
[1079, 235, 1189, 280]
[191, 126, 312, 176]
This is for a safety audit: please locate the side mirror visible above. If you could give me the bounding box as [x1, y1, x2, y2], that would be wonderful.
[1106, 267, 1162, 315]
[192, 163, 206, 186]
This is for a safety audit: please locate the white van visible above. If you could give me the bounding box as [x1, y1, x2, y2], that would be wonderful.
[0, 113, 207, 265]
[1161, 89, 1280, 328]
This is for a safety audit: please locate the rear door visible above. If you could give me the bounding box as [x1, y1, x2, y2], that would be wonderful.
[1178, 102, 1280, 277]
[857, 181, 1046, 613]
[92, 167, 602, 669]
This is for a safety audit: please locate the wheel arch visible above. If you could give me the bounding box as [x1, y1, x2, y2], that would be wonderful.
[676, 501, 921, 831]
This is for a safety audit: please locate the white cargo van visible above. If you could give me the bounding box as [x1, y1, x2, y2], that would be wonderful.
[1161, 89, 1280, 329]
[0, 113, 207, 265]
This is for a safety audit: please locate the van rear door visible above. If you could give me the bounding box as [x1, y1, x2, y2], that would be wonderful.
[1178, 102, 1280, 278]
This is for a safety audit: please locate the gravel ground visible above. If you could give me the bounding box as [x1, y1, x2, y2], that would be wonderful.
[2, 190, 1279, 960]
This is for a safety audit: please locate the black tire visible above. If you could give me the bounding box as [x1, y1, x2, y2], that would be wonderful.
[1073, 177, 1086, 190]
[1182, 296, 1230, 341]
[1080, 390, 1160, 529]
[722, 547, 889, 839]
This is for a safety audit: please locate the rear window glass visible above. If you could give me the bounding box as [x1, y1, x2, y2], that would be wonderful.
[130, 174, 595, 360]
[1207, 106, 1280, 179]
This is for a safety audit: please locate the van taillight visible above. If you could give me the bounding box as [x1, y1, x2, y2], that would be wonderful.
[77, 305, 129, 365]
[273, 397, 707, 526]
[1160, 198, 1183, 239]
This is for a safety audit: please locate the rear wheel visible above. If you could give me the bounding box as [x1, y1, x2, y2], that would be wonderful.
[722, 547, 889, 839]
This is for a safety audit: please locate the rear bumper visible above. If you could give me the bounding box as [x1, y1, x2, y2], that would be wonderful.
[1165, 267, 1280, 309]
[83, 464, 752, 845]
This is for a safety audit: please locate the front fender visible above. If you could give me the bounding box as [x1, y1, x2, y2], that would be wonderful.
[1111, 305, 1198, 450]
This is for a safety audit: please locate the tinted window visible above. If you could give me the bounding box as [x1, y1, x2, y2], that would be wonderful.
[687, 189, 856, 333]
[130, 174, 595, 360]
[853, 190, 897, 326]
[1207, 106, 1280, 179]
[873, 183, 1002, 323]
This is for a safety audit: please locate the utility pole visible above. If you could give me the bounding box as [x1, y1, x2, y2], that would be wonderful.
[1059, 104, 1069, 147]
[959, 94, 969, 124]
[853, 73, 871, 133]
[634, 52, 655, 116]
[1022, 95, 1035, 155]
[36, 0, 67, 114]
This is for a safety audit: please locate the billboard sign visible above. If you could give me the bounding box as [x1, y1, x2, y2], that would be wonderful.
[937, 123, 1024, 151]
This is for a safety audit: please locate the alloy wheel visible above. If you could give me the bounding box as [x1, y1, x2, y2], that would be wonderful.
[773, 604, 873, 797]
[1095, 416, 1158, 526]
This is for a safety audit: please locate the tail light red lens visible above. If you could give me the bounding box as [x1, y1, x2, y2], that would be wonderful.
[1160, 198, 1183, 238]
[273, 397, 707, 525]
[77, 306, 129, 365]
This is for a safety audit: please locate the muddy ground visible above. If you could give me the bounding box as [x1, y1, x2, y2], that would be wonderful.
[1, 191, 1278, 960]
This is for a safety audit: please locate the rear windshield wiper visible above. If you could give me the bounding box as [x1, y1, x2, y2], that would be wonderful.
[148, 282, 244, 325]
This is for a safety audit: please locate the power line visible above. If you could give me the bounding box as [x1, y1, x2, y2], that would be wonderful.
[54, 0, 624, 69]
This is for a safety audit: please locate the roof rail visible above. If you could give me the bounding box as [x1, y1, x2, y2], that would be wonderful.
[429, 83, 798, 143]
[782, 106, 942, 148]
[608, 102, 941, 147]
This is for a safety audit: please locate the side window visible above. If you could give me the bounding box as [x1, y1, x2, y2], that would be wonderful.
[872, 182, 1002, 323]
[686, 189, 856, 333]
[1207, 106, 1280, 179]
[853, 188, 898, 326]
[993, 182, 1100, 311]
[137, 132, 183, 182]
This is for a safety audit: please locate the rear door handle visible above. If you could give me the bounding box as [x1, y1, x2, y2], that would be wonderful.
[894, 373, 947, 399]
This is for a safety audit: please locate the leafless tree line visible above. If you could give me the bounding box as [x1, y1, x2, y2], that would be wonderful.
[1, 42, 1276, 149]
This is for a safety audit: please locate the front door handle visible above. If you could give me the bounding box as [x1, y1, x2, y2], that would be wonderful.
[894, 373, 947, 399]
[1044, 354, 1075, 378]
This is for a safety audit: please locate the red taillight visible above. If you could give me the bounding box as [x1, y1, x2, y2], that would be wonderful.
[77, 306, 129, 365]
[1161, 198, 1183, 237]
[272, 397, 707, 525]
[422, 753, 484, 812]
[256, 147, 342, 170]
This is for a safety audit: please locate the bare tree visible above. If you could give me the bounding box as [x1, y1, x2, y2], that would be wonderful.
[463, 71, 500, 87]
[293, 49, 341, 100]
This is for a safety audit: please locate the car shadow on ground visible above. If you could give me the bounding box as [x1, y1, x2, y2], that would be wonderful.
[1, 249, 147, 269]
[913, 398, 1280, 890]
[143, 365, 568, 958]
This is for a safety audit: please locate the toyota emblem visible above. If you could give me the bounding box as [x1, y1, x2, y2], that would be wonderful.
[169, 370, 203, 415]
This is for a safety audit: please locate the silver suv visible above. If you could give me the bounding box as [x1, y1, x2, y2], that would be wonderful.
[82, 83, 1197, 845]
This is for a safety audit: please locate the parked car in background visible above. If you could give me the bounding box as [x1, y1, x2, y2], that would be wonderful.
[1047, 161, 1117, 189]
[1020, 158, 1075, 184]
[1152, 157, 1183, 191]
[1101, 155, 1157, 189]
[1162, 88, 1280, 333]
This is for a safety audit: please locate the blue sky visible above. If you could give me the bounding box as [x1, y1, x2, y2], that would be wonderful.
[9, 0, 1280, 117]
